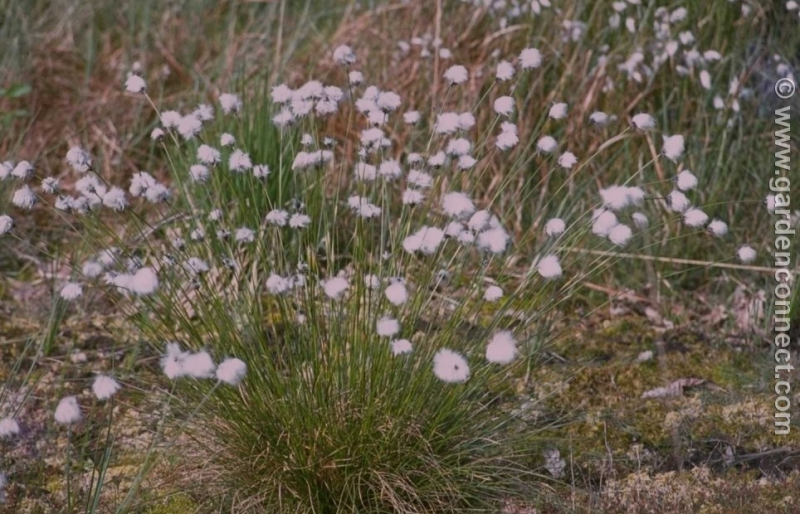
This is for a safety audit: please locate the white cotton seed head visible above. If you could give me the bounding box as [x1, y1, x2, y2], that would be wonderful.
[404, 111, 421, 125]
[708, 219, 728, 237]
[700, 70, 712, 90]
[667, 190, 691, 212]
[41, 177, 60, 194]
[102, 187, 128, 211]
[190, 164, 210, 183]
[378, 159, 402, 179]
[592, 209, 619, 237]
[600, 185, 634, 211]
[92, 375, 121, 401]
[494, 96, 515, 116]
[377, 91, 401, 112]
[737, 245, 756, 263]
[197, 145, 221, 164]
[12, 186, 36, 209]
[216, 358, 247, 385]
[446, 138, 471, 156]
[160, 110, 181, 128]
[130, 267, 158, 295]
[457, 155, 477, 170]
[0, 417, 20, 438]
[676, 170, 698, 191]
[349, 71, 364, 85]
[496, 60, 515, 81]
[407, 170, 432, 188]
[589, 111, 611, 126]
[0, 215, 13, 236]
[468, 210, 491, 232]
[537, 136, 558, 153]
[608, 224, 633, 246]
[484, 285, 504, 302]
[683, 208, 709, 228]
[444, 65, 468, 84]
[125, 75, 146, 93]
[333, 44, 356, 65]
[433, 349, 470, 383]
[519, 47, 542, 69]
[765, 194, 776, 214]
[391, 339, 413, 355]
[193, 103, 214, 122]
[66, 147, 92, 173]
[184, 351, 216, 378]
[229, 150, 252, 172]
[266, 274, 291, 294]
[477, 227, 510, 254]
[54, 396, 81, 425]
[486, 331, 518, 364]
[442, 192, 475, 218]
[177, 115, 203, 140]
[289, 213, 311, 229]
[537, 254, 563, 279]
[271, 84, 294, 103]
[558, 152, 577, 169]
[662, 134, 685, 162]
[496, 130, 519, 150]
[549, 102, 568, 120]
[60, 283, 83, 301]
[545, 218, 566, 236]
[435, 112, 460, 135]
[632, 212, 649, 229]
[631, 113, 655, 130]
[323, 277, 349, 299]
[377, 317, 400, 337]
[219, 93, 242, 114]
[385, 282, 408, 305]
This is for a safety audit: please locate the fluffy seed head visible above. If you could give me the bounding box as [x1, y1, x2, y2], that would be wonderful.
[486, 331, 518, 364]
[608, 224, 633, 246]
[0, 417, 20, 438]
[60, 283, 83, 301]
[125, 75, 146, 93]
[683, 208, 709, 227]
[662, 134, 685, 162]
[536, 136, 558, 153]
[519, 47, 543, 69]
[391, 339, 413, 355]
[537, 254, 563, 278]
[216, 358, 247, 385]
[708, 219, 728, 237]
[323, 277, 349, 299]
[545, 218, 566, 236]
[444, 65, 468, 84]
[0, 215, 13, 236]
[494, 96, 515, 116]
[385, 282, 409, 305]
[631, 113, 655, 130]
[92, 375, 121, 401]
[676, 170, 698, 191]
[377, 317, 400, 337]
[549, 102, 568, 120]
[737, 245, 756, 263]
[184, 351, 216, 378]
[433, 349, 470, 383]
[484, 285, 504, 302]
[54, 396, 82, 425]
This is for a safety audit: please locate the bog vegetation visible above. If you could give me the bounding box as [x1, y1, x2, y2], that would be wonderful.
[0, 0, 798, 512]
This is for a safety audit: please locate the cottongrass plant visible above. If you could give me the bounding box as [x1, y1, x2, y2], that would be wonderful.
[0, 34, 772, 511]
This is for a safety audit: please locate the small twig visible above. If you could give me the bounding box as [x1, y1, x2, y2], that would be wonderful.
[560, 247, 799, 275]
